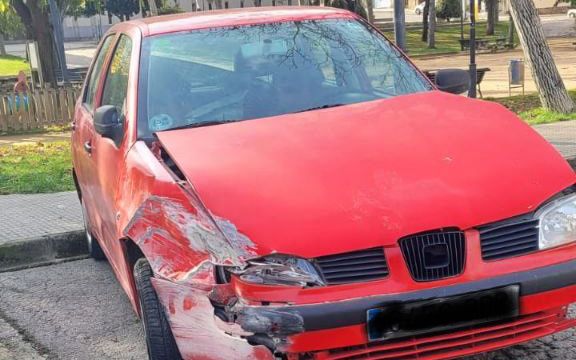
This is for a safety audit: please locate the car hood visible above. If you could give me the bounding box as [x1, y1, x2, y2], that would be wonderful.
[156, 91, 575, 259]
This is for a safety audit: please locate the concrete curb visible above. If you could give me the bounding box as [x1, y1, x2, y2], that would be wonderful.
[0, 231, 88, 272]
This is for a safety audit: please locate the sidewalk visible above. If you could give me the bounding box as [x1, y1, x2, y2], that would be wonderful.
[534, 120, 576, 160]
[0, 192, 81, 245]
[0, 192, 85, 270]
[0, 132, 70, 147]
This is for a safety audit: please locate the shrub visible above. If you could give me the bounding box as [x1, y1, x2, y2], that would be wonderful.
[436, 0, 462, 21]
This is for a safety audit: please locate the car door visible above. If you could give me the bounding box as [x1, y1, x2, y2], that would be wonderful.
[90, 34, 134, 268]
[72, 34, 116, 243]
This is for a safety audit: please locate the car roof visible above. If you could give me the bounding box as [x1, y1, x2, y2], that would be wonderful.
[120, 6, 357, 37]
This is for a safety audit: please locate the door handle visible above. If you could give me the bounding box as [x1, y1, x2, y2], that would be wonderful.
[83, 141, 92, 154]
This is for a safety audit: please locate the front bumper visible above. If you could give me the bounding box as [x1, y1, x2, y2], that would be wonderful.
[153, 259, 576, 360]
[248, 258, 576, 334]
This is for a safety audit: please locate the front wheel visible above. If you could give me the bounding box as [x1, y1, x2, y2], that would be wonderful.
[134, 258, 182, 360]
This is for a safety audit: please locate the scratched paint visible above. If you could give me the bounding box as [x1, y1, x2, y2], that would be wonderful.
[125, 195, 258, 282]
[152, 277, 275, 360]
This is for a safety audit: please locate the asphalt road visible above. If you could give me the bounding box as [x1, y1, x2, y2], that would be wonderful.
[0, 259, 146, 360]
[0, 259, 575, 360]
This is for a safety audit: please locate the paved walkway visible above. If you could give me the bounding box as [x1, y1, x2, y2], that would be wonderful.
[0, 192, 82, 245]
[0, 132, 71, 147]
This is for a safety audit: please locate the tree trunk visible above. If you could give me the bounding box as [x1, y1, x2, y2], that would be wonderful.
[365, 0, 374, 24]
[509, 0, 574, 113]
[0, 34, 6, 56]
[354, 0, 373, 22]
[422, 0, 430, 42]
[507, 13, 515, 44]
[12, 0, 57, 86]
[486, 0, 495, 35]
[427, 0, 436, 48]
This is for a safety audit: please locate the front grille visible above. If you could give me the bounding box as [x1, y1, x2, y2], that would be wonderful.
[315, 248, 389, 285]
[318, 310, 562, 360]
[399, 230, 465, 282]
[479, 215, 539, 261]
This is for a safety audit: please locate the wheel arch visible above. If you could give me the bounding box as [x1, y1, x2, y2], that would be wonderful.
[122, 237, 146, 316]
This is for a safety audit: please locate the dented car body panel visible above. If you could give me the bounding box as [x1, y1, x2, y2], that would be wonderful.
[72, 7, 576, 360]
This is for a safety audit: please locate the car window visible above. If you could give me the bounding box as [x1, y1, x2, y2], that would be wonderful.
[138, 19, 432, 137]
[101, 35, 132, 116]
[84, 35, 114, 111]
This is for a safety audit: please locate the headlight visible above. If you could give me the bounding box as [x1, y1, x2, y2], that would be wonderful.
[538, 194, 576, 250]
[231, 255, 325, 287]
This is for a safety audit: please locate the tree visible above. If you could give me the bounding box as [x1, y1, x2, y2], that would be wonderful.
[427, 0, 436, 48]
[485, 0, 499, 35]
[106, 0, 140, 21]
[83, 0, 104, 17]
[0, 9, 24, 55]
[4, 0, 58, 85]
[507, 12, 514, 44]
[59, 0, 85, 20]
[327, 0, 370, 21]
[436, 0, 461, 22]
[422, 0, 430, 41]
[508, 0, 574, 113]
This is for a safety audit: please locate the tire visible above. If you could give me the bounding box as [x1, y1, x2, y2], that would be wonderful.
[81, 200, 106, 260]
[134, 259, 182, 360]
[415, 9, 421, 15]
[570, 13, 576, 18]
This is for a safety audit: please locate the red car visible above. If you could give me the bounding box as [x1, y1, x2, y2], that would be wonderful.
[72, 7, 576, 360]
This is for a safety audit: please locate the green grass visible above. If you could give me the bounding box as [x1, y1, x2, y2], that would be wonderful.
[384, 22, 514, 57]
[0, 141, 74, 194]
[488, 90, 576, 125]
[0, 55, 29, 77]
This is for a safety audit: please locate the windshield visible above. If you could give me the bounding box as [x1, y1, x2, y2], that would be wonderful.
[138, 18, 432, 136]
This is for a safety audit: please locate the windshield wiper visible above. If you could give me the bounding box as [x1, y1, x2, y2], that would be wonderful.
[162, 119, 239, 132]
[294, 104, 344, 114]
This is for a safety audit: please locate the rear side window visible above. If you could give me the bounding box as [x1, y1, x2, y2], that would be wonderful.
[101, 35, 132, 116]
[84, 35, 114, 111]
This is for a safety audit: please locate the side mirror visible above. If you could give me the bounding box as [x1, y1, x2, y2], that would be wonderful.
[94, 105, 123, 146]
[434, 69, 470, 95]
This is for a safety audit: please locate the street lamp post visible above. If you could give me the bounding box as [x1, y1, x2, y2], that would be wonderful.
[468, 0, 477, 98]
[460, 0, 465, 50]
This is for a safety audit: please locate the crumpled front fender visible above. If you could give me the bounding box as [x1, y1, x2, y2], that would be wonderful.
[124, 194, 258, 283]
[152, 277, 275, 360]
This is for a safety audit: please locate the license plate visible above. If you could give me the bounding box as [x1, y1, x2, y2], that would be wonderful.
[367, 285, 519, 341]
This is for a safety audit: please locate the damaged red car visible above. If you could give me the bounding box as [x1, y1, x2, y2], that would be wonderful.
[71, 7, 576, 360]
